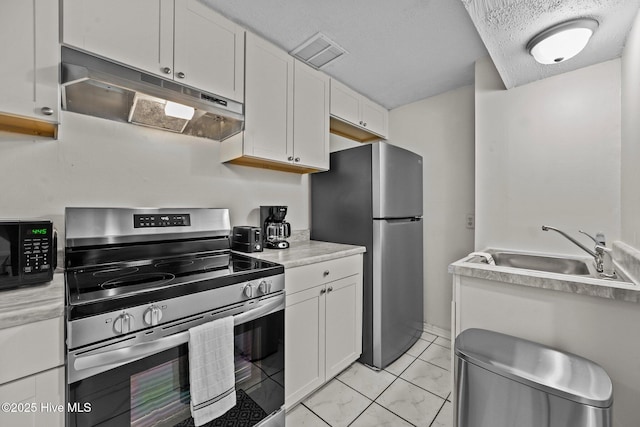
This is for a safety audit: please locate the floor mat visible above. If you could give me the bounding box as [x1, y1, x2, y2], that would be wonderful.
[174, 389, 268, 427]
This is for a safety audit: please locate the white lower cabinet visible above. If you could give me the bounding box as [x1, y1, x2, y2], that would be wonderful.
[0, 317, 64, 427]
[0, 367, 64, 427]
[284, 254, 363, 409]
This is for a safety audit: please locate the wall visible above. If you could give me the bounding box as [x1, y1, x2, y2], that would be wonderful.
[329, 133, 361, 153]
[475, 56, 621, 255]
[455, 275, 640, 427]
[621, 10, 640, 248]
[0, 112, 310, 242]
[389, 86, 476, 331]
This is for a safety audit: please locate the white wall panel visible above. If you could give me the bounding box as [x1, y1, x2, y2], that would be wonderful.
[621, 10, 640, 248]
[475, 56, 621, 255]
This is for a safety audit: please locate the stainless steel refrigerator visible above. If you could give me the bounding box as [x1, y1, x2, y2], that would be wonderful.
[311, 142, 423, 369]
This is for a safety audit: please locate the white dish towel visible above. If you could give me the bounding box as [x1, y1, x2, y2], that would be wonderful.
[188, 316, 236, 426]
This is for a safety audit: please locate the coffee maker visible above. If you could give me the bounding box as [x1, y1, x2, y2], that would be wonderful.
[260, 206, 291, 249]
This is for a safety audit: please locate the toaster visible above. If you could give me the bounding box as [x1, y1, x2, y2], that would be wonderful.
[231, 226, 263, 253]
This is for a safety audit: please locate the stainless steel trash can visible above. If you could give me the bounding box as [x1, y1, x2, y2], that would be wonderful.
[454, 329, 613, 427]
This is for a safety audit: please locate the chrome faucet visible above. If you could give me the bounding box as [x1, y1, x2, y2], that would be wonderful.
[541, 226, 614, 276]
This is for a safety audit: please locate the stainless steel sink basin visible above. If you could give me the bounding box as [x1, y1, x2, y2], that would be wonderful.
[491, 252, 591, 275]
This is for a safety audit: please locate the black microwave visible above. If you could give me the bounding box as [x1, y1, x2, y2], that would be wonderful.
[0, 220, 56, 290]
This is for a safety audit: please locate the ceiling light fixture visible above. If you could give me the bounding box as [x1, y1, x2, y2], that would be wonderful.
[527, 18, 599, 65]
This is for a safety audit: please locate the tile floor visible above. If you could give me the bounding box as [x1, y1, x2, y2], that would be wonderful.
[286, 329, 453, 427]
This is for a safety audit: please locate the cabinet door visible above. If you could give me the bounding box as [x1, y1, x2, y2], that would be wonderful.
[62, 0, 173, 78]
[284, 285, 325, 409]
[174, 0, 244, 102]
[330, 79, 360, 126]
[361, 97, 388, 137]
[0, 0, 58, 122]
[325, 274, 363, 379]
[244, 33, 294, 163]
[0, 367, 64, 427]
[0, 317, 64, 385]
[292, 60, 330, 170]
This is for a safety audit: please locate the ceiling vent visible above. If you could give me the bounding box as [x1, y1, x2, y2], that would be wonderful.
[290, 33, 348, 69]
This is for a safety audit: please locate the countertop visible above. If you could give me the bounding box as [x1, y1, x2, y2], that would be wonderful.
[0, 240, 365, 330]
[243, 240, 366, 268]
[449, 246, 640, 304]
[0, 270, 65, 330]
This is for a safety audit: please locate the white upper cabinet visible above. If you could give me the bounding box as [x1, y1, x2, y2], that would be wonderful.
[0, 0, 59, 134]
[62, 0, 244, 102]
[360, 97, 388, 137]
[173, 1, 244, 101]
[221, 32, 329, 173]
[62, 0, 174, 79]
[330, 79, 360, 126]
[292, 60, 330, 170]
[243, 32, 294, 164]
[330, 78, 388, 139]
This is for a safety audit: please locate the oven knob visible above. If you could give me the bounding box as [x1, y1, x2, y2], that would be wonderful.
[243, 284, 254, 298]
[258, 280, 271, 294]
[143, 305, 163, 326]
[113, 313, 134, 334]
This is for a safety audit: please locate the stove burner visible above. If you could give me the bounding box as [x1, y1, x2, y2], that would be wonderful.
[100, 273, 176, 290]
[154, 260, 195, 269]
[92, 266, 140, 278]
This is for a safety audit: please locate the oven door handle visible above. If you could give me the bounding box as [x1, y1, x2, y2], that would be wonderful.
[73, 296, 284, 373]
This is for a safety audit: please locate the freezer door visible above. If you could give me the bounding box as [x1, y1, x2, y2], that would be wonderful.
[372, 142, 423, 218]
[372, 217, 424, 369]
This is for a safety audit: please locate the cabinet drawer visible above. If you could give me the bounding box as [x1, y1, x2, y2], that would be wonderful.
[285, 255, 361, 295]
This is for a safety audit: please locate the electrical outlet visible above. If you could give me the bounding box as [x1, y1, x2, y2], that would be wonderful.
[466, 214, 475, 229]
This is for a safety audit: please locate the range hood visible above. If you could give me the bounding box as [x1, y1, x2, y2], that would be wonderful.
[61, 47, 244, 141]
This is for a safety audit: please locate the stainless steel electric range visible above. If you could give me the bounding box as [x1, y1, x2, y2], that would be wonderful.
[64, 208, 285, 427]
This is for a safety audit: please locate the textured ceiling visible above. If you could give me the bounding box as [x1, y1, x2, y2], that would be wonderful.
[202, 0, 489, 109]
[462, 0, 640, 88]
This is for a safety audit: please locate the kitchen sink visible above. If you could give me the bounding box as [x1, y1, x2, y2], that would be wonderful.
[470, 250, 633, 283]
[491, 252, 591, 275]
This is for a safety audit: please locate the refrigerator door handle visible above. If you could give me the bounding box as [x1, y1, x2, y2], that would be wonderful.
[378, 217, 423, 223]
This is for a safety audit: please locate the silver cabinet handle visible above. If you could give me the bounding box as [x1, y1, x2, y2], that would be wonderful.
[40, 107, 53, 116]
[163, 67, 172, 75]
[359, 120, 363, 125]
[320, 288, 326, 295]
[363, 122, 367, 127]
[294, 157, 300, 162]
[323, 270, 330, 277]
[288, 156, 294, 161]
[177, 72, 186, 79]
[327, 286, 333, 292]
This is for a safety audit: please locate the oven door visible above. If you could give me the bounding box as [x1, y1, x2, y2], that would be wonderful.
[67, 293, 285, 427]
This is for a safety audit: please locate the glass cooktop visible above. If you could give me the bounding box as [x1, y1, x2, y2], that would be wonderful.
[66, 251, 282, 313]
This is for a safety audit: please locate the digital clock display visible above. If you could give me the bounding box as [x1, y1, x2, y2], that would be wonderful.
[29, 228, 48, 235]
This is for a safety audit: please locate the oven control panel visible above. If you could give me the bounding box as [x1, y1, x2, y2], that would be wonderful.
[134, 214, 191, 228]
